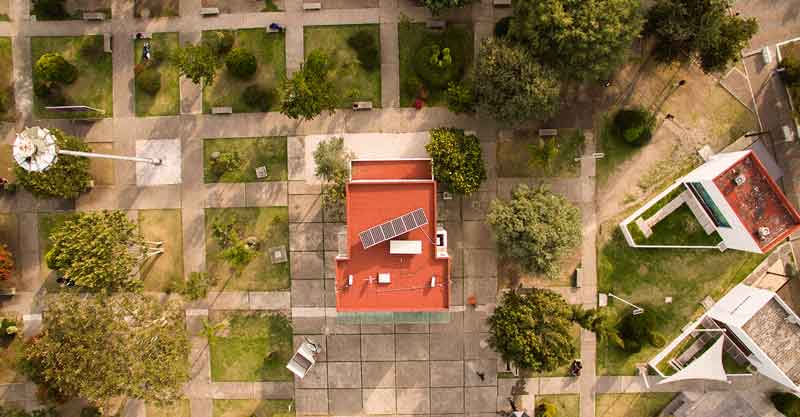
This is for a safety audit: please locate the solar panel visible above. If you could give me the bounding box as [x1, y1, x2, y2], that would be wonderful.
[359, 208, 428, 250]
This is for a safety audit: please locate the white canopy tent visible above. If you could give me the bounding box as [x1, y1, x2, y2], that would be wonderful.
[659, 336, 728, 384]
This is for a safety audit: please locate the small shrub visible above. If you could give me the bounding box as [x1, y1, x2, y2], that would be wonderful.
[137, 68, 162, 96]
[34, 82, 66, 105]
[413, 42, 463, 89]
[225, 48, 258, 79]
[494, 16, 512, 38]
[771, 392, 800, 417]
[211, 215, 237, 248]
[209, 151, 242, 178]
[242, 84, 275, 112]
[347, 30, 380, 72]
[536, 401, 557, 417]
[34, 53, 78, 85]
[445, 81, 476, 114]
[31, 0, 68, 20]
[180, 272, 217, 301]
[612, 108, 655, 146]
[0, 244, 14, 281]
[204, 31, 235, 56]
[219, 239, 256, 267]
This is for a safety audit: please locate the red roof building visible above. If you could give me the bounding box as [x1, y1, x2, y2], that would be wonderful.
[334, 159, 450, 312]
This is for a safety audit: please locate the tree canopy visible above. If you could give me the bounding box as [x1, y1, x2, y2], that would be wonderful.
[508, 0, 643, 81]
[45, 210, 146, 291]
[23, 293, 188, 406]
[172, 43, 221, 85]
[645, 0, 758, 74]
[474, 38, 560, 124]
[15, 129, 92, 199]
[34, 53, 77, 85]
[280, 50, 338, 120]
[313, 137, 354, 220]
[421, 0, 475, 15]
[486, 185, 581, 278]
[426, 128, 486, 195]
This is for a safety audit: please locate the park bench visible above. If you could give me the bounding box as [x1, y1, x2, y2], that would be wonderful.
[493, 0, 511, 6]
[212, 106, 233, 115]
[133, 32, 153, 40]
[200, 7, 220, 16]
[103, 33, 112, 53]
[83, 12, 105, 21]
[303, 2, 323, 10]
[539, 128, 558, 137]
[574, 267, 582, 288]
[426, 20, 446, 30]
[352, 101, 373, 111]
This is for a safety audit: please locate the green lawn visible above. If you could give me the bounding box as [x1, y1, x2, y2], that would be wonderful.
[139, 209, 184, 292]
[536, 395, 579, 417]
[135, 33, 180, 117]
[88, 142, 115, 185]
[628, 205, 721, 246]
[135, 0, 180, 17]
[203, 137, 288, 183]
[205, 207, 290, 291]
[596, 393, 677, 417]
[398, 22, 473, 107]
[497, 129, 585, 178]
[597, 226, 765, 375]
[304, 24, 381, 108]
[147, 399, 190, 417]
[209, 312, 293, 382]
[31, 35, 113, 118]
[213, 400, 294, 417]
[0, 37, 14, 122]
[597, 114, 641, 186]
[203, 29, 285, 113]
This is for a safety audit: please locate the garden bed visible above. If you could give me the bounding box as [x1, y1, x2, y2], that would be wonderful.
[596, 393, 677, 417]
[139, 209, 184, 292]
[202, 29, 285, 114]
[31, 35, 113, 118]
[203, 137, 288, 183]
[0, 37, 14, 122]
[135, 33, 180, 117]
[205, 207, 290, 291]
[304, 24, 381, 108]
[214, 400, 294, 417]
[209, 311, 293, 382]
[398, 22, 473, 107]
[135, 0, 179, 17]
[497, 129, 585, 178]
[535, 395, 579, 417]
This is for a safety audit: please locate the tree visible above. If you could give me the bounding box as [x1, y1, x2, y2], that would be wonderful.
[445, 81, 476, 114]
[572, 306, 623, 349]
[474, 38, 560, 125]
[45, 210, 147, 292]
[22, 293, 189, 407]
[313, 137, 354, 220]
[645, 0, 758, 74]
[426, 128, 486, 195]
[509, 0, 643, 81]
[34, 53, 78, 85]
[771, 392, 800, 417]
[15, 129, 92, 199]
[611, 108, 655, 146]
[31, 0, 68, 20]
[617, 307, 664, 352]
[172, 43, 221, 86]
[280, 50, 338, 120]
[486, 185, 581, 278]
[225, 48, 258, 79]
[421, 0, 475, 15]
[488, 290, 577, 372]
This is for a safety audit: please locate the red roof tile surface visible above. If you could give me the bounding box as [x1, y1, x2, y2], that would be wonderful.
[336, 160, 449, 312]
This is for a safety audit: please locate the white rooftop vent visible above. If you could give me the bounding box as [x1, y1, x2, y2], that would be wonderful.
[346, 274, 353, 287]
[734, 175, 746, 186]
[783, 125, 796, 142]
[758, 227, 771, 240]
[430, 276, 436, 287]
[377, 273, 391, 284]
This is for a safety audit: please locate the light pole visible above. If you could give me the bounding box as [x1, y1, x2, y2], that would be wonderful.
[13, 127, 161, 173]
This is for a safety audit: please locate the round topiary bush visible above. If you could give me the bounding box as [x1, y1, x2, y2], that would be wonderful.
[494, 16, 512, 38]
[225, 48, 258, 79]
[209, 151, 242, 178]
[35, 53, 78, 85]
[612, 108, 654, 146]
[204, 31, 235, 56]
[242, 84, 275, 112]
[346, 30, 380, 72]
[413, 43, 463, 89]
[138, 68, 162, 96]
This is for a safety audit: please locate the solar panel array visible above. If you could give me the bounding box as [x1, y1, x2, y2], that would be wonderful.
[359, 208, 428, 250]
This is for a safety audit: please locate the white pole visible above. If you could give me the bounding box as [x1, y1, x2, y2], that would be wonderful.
[57, 149, 162, 165]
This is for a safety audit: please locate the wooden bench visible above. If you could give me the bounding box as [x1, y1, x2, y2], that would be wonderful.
[83, 12, 105, 20]
[493, 0, 511, 6]
[212, 106, 233, 115]
[539, 128, 558, 137]
[303, 2, 322, 10]
[426, 20, 446, 30]
[200, 7, 220, 16]
[133, 32, 153, 40]
[103, 33, 112, 53]
[352, 101, 373, 111]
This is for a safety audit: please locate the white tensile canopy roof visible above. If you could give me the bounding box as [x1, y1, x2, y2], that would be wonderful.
[659, 336, 728, 384]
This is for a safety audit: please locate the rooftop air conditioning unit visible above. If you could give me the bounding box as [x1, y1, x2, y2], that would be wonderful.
[735, 175, 747, 186]
[758, 227, 771, 240]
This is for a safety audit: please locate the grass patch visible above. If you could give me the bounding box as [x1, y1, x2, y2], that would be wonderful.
[628, 205, 721, 246]
[398, 22, 473, 107]
[135, 33, 180, 116]
[135, 0, 180, 17]
[536, 395, 579, 417]
[723, 352, 750, 374]
[497, 129, 585, 178]
[0, 37, 14, 122]
[31, 35, 113, 118]
[596, 393, 677, 417]
[304, 24, 381, 108]
[597, 225, 765, 375]
[138, 209, 184, 292]
[213, 400, 294, 417]
[203, 137, 288, 183]
[87, 142, 115, 185]
[209, 312, 293, 382]
[202, 29, 285, 113]
[0, 313, 23, 383]
[205, 207, 290, 291]
[147, 400, 190, 417]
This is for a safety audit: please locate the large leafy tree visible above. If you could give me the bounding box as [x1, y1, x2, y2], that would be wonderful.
[45, 210, 146, 291]
[313, 137, 354, 220]
[23, 294, 189, 407]
[646, 0, 758, 74]
[15, 129, 92, 199]
[172, 43, 221, 85]
[486, 185, 581, 278]
[509, 0, 643, 81]
[34, 53, 77, 85]
[474, 38, 560, 125]
[489, 289, 577, 372]
[426, 128, 486, 195]
[280, 50, 338, 120]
